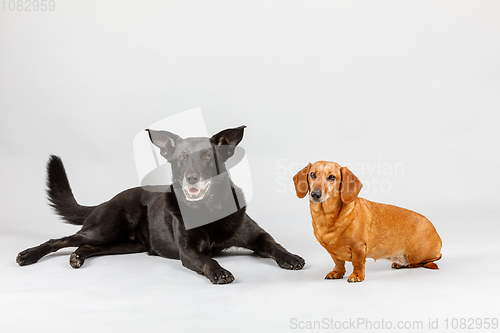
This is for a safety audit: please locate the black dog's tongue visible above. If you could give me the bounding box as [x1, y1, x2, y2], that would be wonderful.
[189, 188, 200, 195]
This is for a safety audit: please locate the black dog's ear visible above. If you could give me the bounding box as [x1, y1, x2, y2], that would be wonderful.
[145, 129, 181, 160]
[211, 125, 246, 160]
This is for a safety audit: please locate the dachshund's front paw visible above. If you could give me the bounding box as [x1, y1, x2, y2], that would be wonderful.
[325, 270, 345, 279]
[347, 271, 365, 283]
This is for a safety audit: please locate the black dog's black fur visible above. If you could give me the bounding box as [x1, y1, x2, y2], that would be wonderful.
[16, 126, 305, 284]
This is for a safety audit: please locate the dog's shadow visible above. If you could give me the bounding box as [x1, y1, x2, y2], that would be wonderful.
[214, 247, 281, 268]
[36, 250, 74, 264]
[36, 248, 260, 272]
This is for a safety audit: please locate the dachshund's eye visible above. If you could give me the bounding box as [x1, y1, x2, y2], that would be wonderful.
[203, 153, 211, 160]
[310, 172, 316, 179]
[328, 175, 336, 181]
[179, 153, 187, 160]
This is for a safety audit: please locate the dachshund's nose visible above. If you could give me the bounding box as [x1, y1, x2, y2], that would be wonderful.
[186, 174, 199, 184]
[311, 191, 322, 200]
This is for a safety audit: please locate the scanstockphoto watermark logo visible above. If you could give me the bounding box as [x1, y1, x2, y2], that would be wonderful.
[276, 158, 404, 195]
[290, 317, 426, 330]
[289, 317, 499, 331]
[132, 108, 253, 230]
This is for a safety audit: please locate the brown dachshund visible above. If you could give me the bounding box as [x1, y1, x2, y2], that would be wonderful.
[293, 161, 442, 283]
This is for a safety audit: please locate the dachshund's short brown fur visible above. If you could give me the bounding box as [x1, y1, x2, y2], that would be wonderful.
[293, 161, 442, 283]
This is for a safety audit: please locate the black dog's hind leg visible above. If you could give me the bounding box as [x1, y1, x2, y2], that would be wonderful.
[70, 242, 147, 268]
[243, 215, 305, 270]
[17, 234, 88, 266]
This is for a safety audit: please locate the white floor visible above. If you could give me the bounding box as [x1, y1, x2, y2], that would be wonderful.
[2, 212, 498, 333]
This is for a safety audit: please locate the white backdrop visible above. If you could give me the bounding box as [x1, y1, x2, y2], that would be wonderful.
[1, 1, 499, 332]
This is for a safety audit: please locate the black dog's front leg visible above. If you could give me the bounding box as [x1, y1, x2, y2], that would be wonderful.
[250, 232, 305, 270]
[242, 215, 305, 270]
[179, 246, 234, 285]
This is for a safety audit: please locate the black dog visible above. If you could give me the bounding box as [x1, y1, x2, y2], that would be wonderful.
[16, 126, 305, 284]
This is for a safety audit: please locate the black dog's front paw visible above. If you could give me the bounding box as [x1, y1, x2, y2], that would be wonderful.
[276, 253, 306, 270]
[208, 268, 235, 285]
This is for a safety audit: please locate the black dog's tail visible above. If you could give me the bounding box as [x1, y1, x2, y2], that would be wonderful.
[46, 155, 97, 225]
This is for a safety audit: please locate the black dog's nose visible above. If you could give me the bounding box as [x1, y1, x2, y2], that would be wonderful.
[186, 174, 199, 184]
[311, 191, 322, 200]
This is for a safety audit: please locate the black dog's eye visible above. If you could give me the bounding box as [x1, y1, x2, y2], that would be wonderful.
[328, 175, 336, 181]
[179, 153, 187, 160]
[203, 153, 211, 160]
[310, 172, 316, 179]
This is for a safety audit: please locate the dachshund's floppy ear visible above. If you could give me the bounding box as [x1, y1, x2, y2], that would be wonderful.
[145, 129, 182, 161]
[340, 166, 362, 203]
[293, 163, 311, 199]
